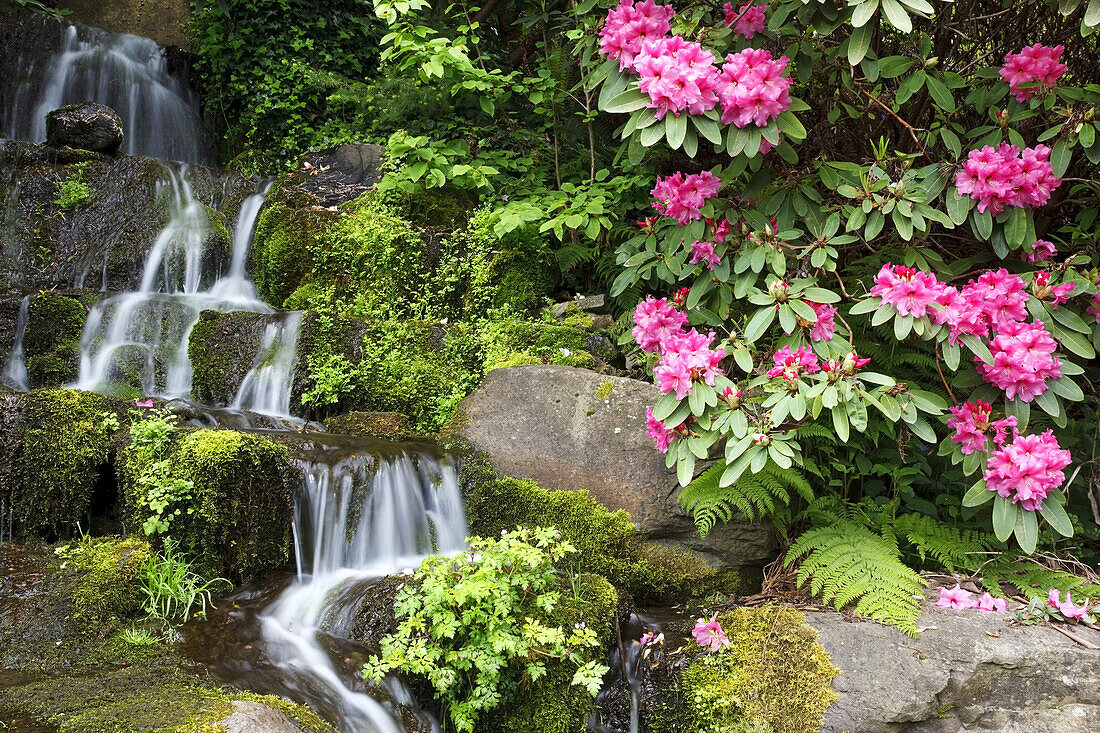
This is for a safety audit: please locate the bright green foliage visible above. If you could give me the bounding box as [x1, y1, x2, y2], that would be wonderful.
[57, 536, 153, 630]
[678, 460, 814, 537]
[678, 606, 839, 733]
[138, 539, 230, 623]
[978, 555, 1100, 602]
[363, 528, 611, 733]
[786, 519, 927, 636]
[464, 471, 743, 603]
[54, 164, 93, 208]
[126, 410, 195, 537]
[23, 292, 88, 388]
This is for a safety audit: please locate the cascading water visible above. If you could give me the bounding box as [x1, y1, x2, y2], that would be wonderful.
[1, 294, 30, 391]
[2, 17, 212, 164]
[232, 312, 303, 416]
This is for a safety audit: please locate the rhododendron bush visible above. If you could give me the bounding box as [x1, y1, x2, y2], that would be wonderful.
[583, 0, 1100, 563]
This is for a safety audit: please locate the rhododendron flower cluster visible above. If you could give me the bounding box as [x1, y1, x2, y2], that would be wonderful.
[724, 1, 766, 39]
[1048, 589, 1091, 621]
[634, 37, 720, 119]
[632, 296, 727, 406]
[936, 586, 1009, 612]
[976, 319, 1062, 402]
[1031, 271, 1074, 309]
[933, 268, 1029, 344]
[808, 302, 836, 342]
[646, 406, 678, 452]
[954, 144, 1062, 215]
[984, 430, 1071, 511]
[999, 43, 1067, 103]
[1021, 239, 1056, 263]
[691, 617, 729, 651]
[946, 400, 1018, 455]
[690, 240, 721, 269]
[716, 48, 792, 128]
[869, 264, 946, 318]
[599, 0, 675, 71]
[651, 171, 722, 224]
[632, 296, 688, 352]
[768, 345, 820, 381]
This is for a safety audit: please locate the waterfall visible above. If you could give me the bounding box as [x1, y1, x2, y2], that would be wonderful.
[2, 294, 30, 391]
[2, 18, 212, 165]
[73, 168, 278, 401]
[258, 449, 467, 732]
[231, 312, 303, 416]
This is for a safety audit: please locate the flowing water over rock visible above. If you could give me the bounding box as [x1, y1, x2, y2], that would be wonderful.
[1, 14, 212, 164]
[187, 440, 467, 733]
[1, 294, 29, 391]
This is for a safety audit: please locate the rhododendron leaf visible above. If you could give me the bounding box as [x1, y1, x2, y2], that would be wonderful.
[688, 435, 709, 460]
[688, 386, 706, 417]
[1050, 140, 1072, 177]
[962, 479, 994, 508]
[1050, 325, 1095, 359]
[1033, 386, 1060, 417]
[693, 116, 723, 145]
[831, 405, 851, 442]
[597, 72, 630, 109]
[1014, 510, 1038, 554]
[1086, 0, 1100, 26]
[1039, 498, 1074, 538]
[945, 187, 972, 225]
[772, 394, 791, 426]
[1081, 123, 1097, 150]
[1050, 304, 1091, 334]
[847, 399, 869, 433]
[639, 122, 665, 147]
[893, 314, 913, 340]
[665, 114, 687, 150]
[902, 0, 934, 14]
[865, 209, 886, 240]
[849, 297, 881, 315]
[744, 131, 762, 158]
[652, 391, 680, 422]
[726, 127, 750, 157]
[677, 452, 696, 487]
[743, 306, 775, 343]
[847, 23, 873, 64]
[1005, 207, 1028, 249]
[729, 409, 748, 439]
[908, 417, 937, 443]
[924, 74, 954, 112]
[941, 342, 961, 370]
[896, 69, 925, 104]
[1005, 398, 1030, 432]
[851, 0, 880, 28]
[959, 334, 993, 365]
[970, 209, 993, 240]
[778, 304, 797, 334]
[790, 299, 818, 322]
[892, 207, 914, 241]
[720, 449, 754, 486]
[992, 496, 1019, 542]
[961, 450, 983, 477]
[1048, 375, 1084, 402]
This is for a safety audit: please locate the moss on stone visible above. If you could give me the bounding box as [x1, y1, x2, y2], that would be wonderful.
[324, 411, 413, 440]
[11, 389, 121, 539]
[65, 536, 152, 629]
[119, 428, 294, 581]
[23, 292, 88, 388]
[675, 605, 840, 733]
[186, 310, 269, 405]
[480, 321, 603, 372]
[464, 467, 739, 603]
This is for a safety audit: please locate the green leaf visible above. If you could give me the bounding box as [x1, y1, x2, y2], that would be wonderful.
[776, 111, 807, 141]
[924, 74, 954, 112]
[971, 209, 993, 240]
[603, 88, 648, 114]
[992, 496, 1019, 543]
[666, 113, 687, 150]
[1013, 510, 1038, 554]
[743, 307, 776, 343]
[851, 0, 880, 27]
[1050, 140, 1072, 177]
[1039, 498, 1074, 538]
[881, 0, 913, 30]
[962, 479, 994, 507]
[832, 405, 850, 442]
[1005, 207, 1028, 249]
[848, 23, 873, 65]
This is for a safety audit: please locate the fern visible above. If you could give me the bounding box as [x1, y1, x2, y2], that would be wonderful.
[980, 555, 1100, 601]
[678, 460, 813, 537]
[786, 520, 926, 636]
[881, 512, 996, 572]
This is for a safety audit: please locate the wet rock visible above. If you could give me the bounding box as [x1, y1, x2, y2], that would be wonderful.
[451, 365, 776, 573]
[806, 600, 1100, 732]
[553, 293, 610, 319]
[325, 411, 413, 440]
[297, 143, 385, 206]
[58, 0, 193, 49]
[217, 700, 302, 733]
[46, 102, 124, 154]
[188, 310, 278, 406]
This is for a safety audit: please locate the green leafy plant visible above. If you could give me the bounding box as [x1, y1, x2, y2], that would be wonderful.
[127, 409, 195, 536]
[138, 539, 230, 622]
[121, 625, 161, 646]
[363, 527, 609, 733]
[54, 166, 93, 209]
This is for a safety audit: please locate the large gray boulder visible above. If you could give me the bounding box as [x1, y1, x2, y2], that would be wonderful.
[452, 364, 775, 571]
[46, 102, 124, 154]
[807, 600, 1100, 732]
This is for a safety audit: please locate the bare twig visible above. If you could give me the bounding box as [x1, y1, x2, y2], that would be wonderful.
[858, 88, 933, 163]
[1049, 623, 1100, 650]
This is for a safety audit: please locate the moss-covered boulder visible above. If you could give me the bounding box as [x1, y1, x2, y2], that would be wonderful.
[464, 467, 743, 603]
[323, 411, 413, 440]
[65, 536, 153, 629]
[187, 309, 274, 405]
[4, 389, 126, 539]
[670, 606, 840, 733]
[120, 428, 295, 581]
[23, 291, 91, 388]
[480, 320, 618, 371]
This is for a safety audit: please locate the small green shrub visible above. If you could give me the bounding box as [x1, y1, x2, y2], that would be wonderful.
[363, 528, 610, 733]
[54, 166, 93, 209]
[126, 410, 195, 537]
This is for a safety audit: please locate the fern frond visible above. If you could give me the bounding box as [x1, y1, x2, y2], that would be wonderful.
[981, 556, 1099, 600]
[790, 423, 838, 444]
[678, 460, 811, 537]
[889, 513, 995, 572]
[786, 520, 926, 636]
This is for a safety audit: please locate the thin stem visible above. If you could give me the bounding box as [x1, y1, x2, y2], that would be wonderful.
[858, 88, 934, 163]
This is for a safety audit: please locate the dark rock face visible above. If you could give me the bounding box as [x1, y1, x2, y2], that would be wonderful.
[46, 102, 124, 154]
[296, 144, 385, 206]
[452, 365, 776, 572]
[187, 310, 277, 406]
[0, 140, 251, 292]
[807, 601, 1100, 732]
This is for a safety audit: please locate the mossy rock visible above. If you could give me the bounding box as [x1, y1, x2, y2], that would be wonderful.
[324, 411, 413, 440]
[463, 462, 741, 603]
[404, 183, 480, 229]
[187, 310, 272, 405]
[480, 320, 615, 372]
[66, 536, 152, 629]
[23, 291, 89, 388]
[671, 605, 840, 733]
[9, 389, 124, 539]
[119, 428, 294, 581]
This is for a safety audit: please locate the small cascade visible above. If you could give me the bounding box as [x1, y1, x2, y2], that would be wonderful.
[232, 312, 303, 416]
[74, 168, 277, 401]
[2, 295, 30, 391]
[2, 18, 212, 164]
[590, 613, 668, 733]
[256, 448, 466, 732]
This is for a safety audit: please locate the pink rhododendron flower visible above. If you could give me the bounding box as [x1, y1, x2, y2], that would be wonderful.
[654, 329, 727, 398]
[632, 296, 688, 353]
[716, 48, 792, 128]
[936, 585, 978, 610]
[954, 144, 1061, 215]
[984, 430, 1071, 511]
[135, 399, 154, 408]
[976, 592, 1008, 612]
[807, 302, 836, 342]
[691, 617, 729, 651]
[869, 264, 946, 318]
[645, 406, 676, 453]
[999, 44, 1067, 103]
[1022, 239, 1057, 263]
[976, 319, 1061, 402]
[634, 36, 721, 118]
[598, 0, 675, 71]
[1048, 589, 1091, 621]
[651, 171, 722, 225]
[639, 631, 663, 645]
[711, 217, 732, 243]
[946, 400, 995, 455]
[723, 2, 766, 40]
[768, 345, 820, 381]
[689, 240, 721, 269]
[673, 286, 690, 307]
[1032, 271, 1074, 309]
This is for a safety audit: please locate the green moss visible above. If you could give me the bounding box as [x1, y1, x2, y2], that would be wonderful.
[252, 200, 332, 306]
[482, 572, 618, 733]
[465, 467, 739, 603]
[595, 380, 614, 400]
[481, 321, 600, 372]
[119, 429, 294, 581]
[404, 183, 480, 229]
[12, 389, 120, 538]
[65, 536, 152, 629]
[186, 311, 268, 404]
[23, 292, 88, 388]
[677, 606, 840, 733]
[323, 411, 413, 439]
